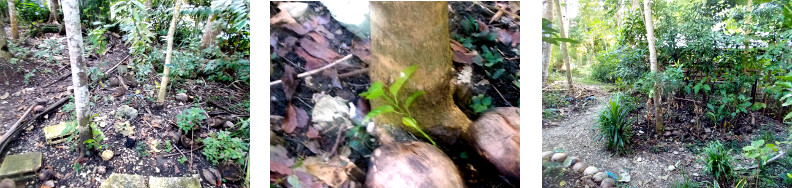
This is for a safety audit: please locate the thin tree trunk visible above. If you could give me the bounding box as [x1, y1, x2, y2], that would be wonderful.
[643, 0, 663, 134]
[199, 14, 219, 50]
[542, 0, 554, 86]
[369, 1, 471, 145]
[63, 0, 91, 156]
[553, 0, 572, 91]
[47, 0, 59, 24]
[156, 0, 182, 104]
[7, 0, 18, 40]
[0, 12, 11, 59]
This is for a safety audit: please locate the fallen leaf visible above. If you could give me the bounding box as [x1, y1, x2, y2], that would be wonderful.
[350, 39, 372, 64]
[300, 37, 340, 63]
[306, 32, 330, 48]
[270, 145, 294, 175]
[306, 126, 320, 139]
[489, 3, 506, 24]
[511, 30, 520, 47]
[281, 66, 298, 101]
[314, 25, 335, 40]
[312, 13, 332, 25]
[0, 92, 7, 100]
[282, 104, 298, 134]
[283, 22, 313, 35]
[476, 20, 489, 32]
[450, 38, 479, 64]
[304, 156, 349, 187]
[295, 106, 309, 128]
[270, 11, 297, 25]
[509, 1, 520, 13]
[294, 169, 322, 188]
[322, 69, 343, 89]
[278, 2, 309, 20]
[296, 47, 328, 70]
[278, 36, 299, 57]
[497, 28, 513, 46]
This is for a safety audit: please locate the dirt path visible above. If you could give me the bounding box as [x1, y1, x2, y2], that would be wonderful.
[543, 85, 700, 187]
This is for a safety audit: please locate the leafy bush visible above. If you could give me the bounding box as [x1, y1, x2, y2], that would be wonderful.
[202, 130, 249, 165]
[176, 107, 206, 133]
[470, 94, 493, 114]
[87, 26, 110, 56]
[703, 141, 734, 185]
[590, 60, 618, 83]
[595, 95, 632, 155]
[16, 0, 48, 23]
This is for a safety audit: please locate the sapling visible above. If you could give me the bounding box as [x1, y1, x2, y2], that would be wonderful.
[360, 65, 435, 146]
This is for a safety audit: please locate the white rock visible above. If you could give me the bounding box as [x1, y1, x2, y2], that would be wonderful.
[541, 151, 554, 160]
[551, 153, 567, 162]
[311, 95, 349, 124]
[583, 166, 599, 176]
[573, 162, 588, 173]
[101, 150, 114, 161]
[592, 172, 607, 182]
[667, 165, 675, 171]
[601, 178, 616, 187]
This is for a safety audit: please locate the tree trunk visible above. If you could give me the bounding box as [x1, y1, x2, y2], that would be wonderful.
[63, 0, 91, 156]
[0, 12, 12, 59]
[47, 0, 59, 24]
[199, 14, 219, 50]
[369, 2, 471, 145]
[553, 0, 572, 91]
[541, 0, 554, 87]
[7, 0, 18, 40]
[643, 0, 663, 134]
[156, 0, 182, 104]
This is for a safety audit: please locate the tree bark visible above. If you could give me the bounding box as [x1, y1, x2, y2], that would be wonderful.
[156, 0, 182, 104]
[553, 0, 573, 91]
[542, 0, 554, 86]
[199, 14, 219, 50]
[7, 0, 18, 40]
[63, 0, 91, 155]
[643, 0, 663, 134]
[369, 2, 471, 145]
[0, 12, 12, 59]
[47, 0, 59, 24]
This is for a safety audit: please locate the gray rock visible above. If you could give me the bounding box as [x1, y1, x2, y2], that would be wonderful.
[551, 153, 567, 162]
[97, 166, 106, 175]
[541, 151, 554, 160]
[592, 172, 607, 182]
[148, 175, 201, 188]
[572, 162, 588, 173]
[175, 93, 189, 102]
[0, 152, 42, 181]
[114, 105, 138, 121]
[311, 95, 349, 126]
[601, 178, 616, 188]
[100, 173, 146, 188]
[667, 165, 675, 171]
[583, 166, 599, 176]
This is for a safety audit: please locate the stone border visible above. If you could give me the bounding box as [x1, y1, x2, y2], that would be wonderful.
[542, 151, 617, 188]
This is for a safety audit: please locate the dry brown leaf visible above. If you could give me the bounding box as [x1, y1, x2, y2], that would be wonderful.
[476, 20, 489, 32]
[278, 36, 299, 57]
[295, 106, 309, 128]
[450, 38, 469, 53]
[511, 30, 520, 47]
[283, 22, 313, 35]
[282, 103, 298, 134]
[270, 145, 294, 175]
[300, 37, 340, 63]
[281, 66, 298, 101]
[322, 69, 343, 89]
[497, 28, 513, 46]
[450, 38, 479, 64]
[314, 25, 335, 40]
[489, 3, 506, 24]
[271, 11, 297, 25]
[305, 32, 329, 48]
[306, 126, 320, 139]
[304, 156, 349, 187]
[295, 47, 328, 70]
[350, 39, 372, 64]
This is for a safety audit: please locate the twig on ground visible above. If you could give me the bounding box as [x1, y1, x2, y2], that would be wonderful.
[473, 1, 495, 15]
[338, 68, 368, 79]
[43, 72, 70, 88]
[492, 84, 513, 107]
[326, 120, 346, 160]
[270, 55, 354, 86]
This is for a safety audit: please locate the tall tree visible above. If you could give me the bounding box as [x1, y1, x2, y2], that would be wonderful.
[47, 0, 59, 24]
[63, 0, 92, 156]
[553, 0, 573, 91]
[199, 14, 219, 50]
[542, 0, 554, 86]
[156, 0, 182, 104]
[643, 0, 663, 133]
[7, 0, 18, 40]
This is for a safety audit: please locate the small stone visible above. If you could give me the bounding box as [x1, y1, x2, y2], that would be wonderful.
[679, 147, 685, 152]
[601, 178, 616, 188]
[660, 175, 669, 180]
[583, 166, 599, 176]
[335, 29, 342, 35]
[35, 98, 47, 105]
[664, 131, 672, 136]
[619, 172, 630, 182]
[154, 167, 160, 174]
[690, 119, 695, 123]
[567, 156, 580, 166]
[551, 153, 567, 162]
[175, 93, 189, 102]
[692, 173, 699, 177]
[101, 150, 114, 161]
[33, 105, 45, 113]
[42, 180, 55, 188]
[0, 179, 13, 188]
[97, 166, 106, 175]
[572, 162, 588, 173]
[667, 165, 675, 171]
[636, 157, 642, 162]
[38, 168, 54, 181]
[673, 151, 679, 155]
[541, 151, 554, 160]
[592, 172, 607, 182]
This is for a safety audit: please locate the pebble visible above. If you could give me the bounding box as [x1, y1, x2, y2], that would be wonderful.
[335, 29, 342, 35]
[673, 151, 679, 155]
[551, 153, 567, 162]
[97, 166, 106, 175]
[583, 166, 599, 176]
[541, 151, 554, 160]
[667, 165, 675, 171]
[601, 178, 616, 188]
[155, 167, 160, 174]
[101, 150, 114, 161]
[660, 175, 669, 180]
[572, 162, 588, 173]
[635, 157, 642, 162]
[592, 172, 607, 182]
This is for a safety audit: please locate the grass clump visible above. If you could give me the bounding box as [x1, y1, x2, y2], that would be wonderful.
[703, 141, 734, 186]
[595, 95, 632, 155]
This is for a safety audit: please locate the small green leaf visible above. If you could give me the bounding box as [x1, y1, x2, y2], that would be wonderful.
[784, 112, 792, 121]
[360, 82, 384, 100]
[363, 105, 395, 123]
[402, 117, 418, 128]
[404, 91, 425, 110]
[390, 65, 419, 98]
[492, 69, 505, 79]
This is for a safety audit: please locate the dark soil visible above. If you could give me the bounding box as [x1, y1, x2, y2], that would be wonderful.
[0, 28, 249, 187]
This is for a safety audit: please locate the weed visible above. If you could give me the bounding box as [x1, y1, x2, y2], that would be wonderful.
[470, 94, 493, 114]
[164, 140, 173, 153]
[135, 141, 149, 157]
[703, 141, 734, 185]
[178, 156, 187, 164]
[202, 130, 249, 165]
[176, 107, 206, 133]
[23, 70, 36, 85]
[87, 26, 110, 56]
[595, 95, 632, 155]
[543, 108, 561, 120]
[360, 65, 435, 145]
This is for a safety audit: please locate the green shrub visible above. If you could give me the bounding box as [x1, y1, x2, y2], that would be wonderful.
[590, 60, 617, 83]
[595, 95, 632, 155]
[202, 130, 249, 165]
[470, 94, 493, 114]
[176, 107, 206, 133]
[703, 141, 734, 185]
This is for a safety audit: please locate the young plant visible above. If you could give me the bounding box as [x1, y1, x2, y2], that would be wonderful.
[359, 65, 435, 146]
[470, 94, 493, 114]
[202, 130, 249, 165]
[176, 107, 206, 133]
[473, 46, 506, 79]
[703, 141, 734, 185]
[595, 95, 632, 155]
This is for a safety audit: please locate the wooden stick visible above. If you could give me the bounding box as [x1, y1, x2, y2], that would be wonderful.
[0, 104, 35, 151]
[492, 84, 513, 107]
[338, 68, 368, 79]
[270, 55, 354, 86]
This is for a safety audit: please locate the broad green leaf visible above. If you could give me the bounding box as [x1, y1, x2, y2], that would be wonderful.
[363, 105, 395, 123]
[360, 82, 384, 100]
[404, 91, 425, 110]
[492, 69, 506, 79]
[390, 65, 419, 98]
[783, 99, 792, 107]
[784, 112, 792, 121]
[694, 83, 702, 94]
[751, 102, 766, 111]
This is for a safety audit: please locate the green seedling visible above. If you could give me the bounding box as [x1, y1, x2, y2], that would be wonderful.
[471, 94, 493, 114]
[360, 65, 435, 146]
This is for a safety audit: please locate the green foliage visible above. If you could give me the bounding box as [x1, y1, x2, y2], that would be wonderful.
[176, 107, 207, 133]
[202, 130, 249, 165]
[34, 38, 64, 64]
[742, 139, 779, 171]
[595, 95, 632, 155]
[81, 0, 113, 26]
[542, 18, 579, 45]
[360, 65, 435, 146]
[473, 46, 506, 79]
[773, 73, 792, 124]
[87, 26, 110, 56]
[112, 0, 154, 54]
[209, 0, 250, 52]
[16, 0, 48, 23]
[346, 124, 374, 155]
[178, 156, 187, 164]
[703, 141, 734, 185]
[23, 69, 35, 85]
[164, 140, 173, 153]
[135, 141, 149, 157]
[542, 108, 561, 120]
[87, 66, 105, 82]
[470, 94, 492, 114]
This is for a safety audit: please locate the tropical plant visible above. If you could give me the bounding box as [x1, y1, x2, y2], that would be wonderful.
[360, 65, 435, 146]
[595, 95, 632, 155]
[703, 141, 734, 185]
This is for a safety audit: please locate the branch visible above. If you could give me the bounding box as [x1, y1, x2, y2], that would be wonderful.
[270, 55, 354, 86]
